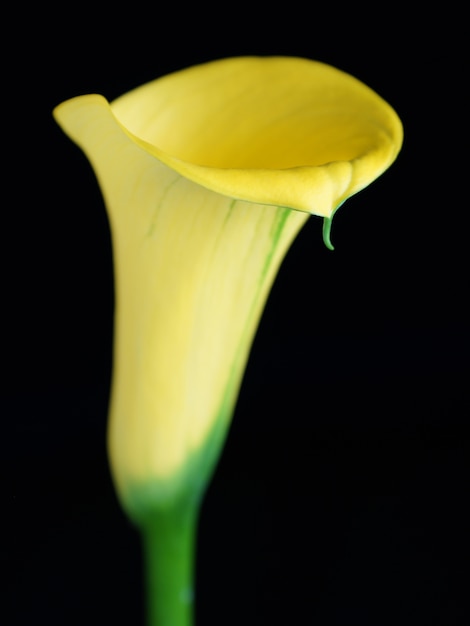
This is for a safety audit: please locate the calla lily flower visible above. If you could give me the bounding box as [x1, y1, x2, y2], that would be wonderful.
[54, 56, 402, 626]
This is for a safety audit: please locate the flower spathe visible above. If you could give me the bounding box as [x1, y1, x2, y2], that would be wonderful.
[53, 56, 402, 520]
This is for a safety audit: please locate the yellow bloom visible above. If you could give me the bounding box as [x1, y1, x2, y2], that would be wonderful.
[53, 57, 402, 520]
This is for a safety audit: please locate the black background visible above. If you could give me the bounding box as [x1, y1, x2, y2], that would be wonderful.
[4, 5, 469, 625]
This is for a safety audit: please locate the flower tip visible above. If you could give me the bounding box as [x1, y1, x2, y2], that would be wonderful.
[322, 217, 335, 251]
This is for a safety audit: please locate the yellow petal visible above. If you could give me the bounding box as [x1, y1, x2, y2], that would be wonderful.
[53, 57, 402, 515]
[111, 56, 402, 217]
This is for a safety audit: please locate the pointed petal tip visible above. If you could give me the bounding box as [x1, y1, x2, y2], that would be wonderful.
[322, 216, 335, 251]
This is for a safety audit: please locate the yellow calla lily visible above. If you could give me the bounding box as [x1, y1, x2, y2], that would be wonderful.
[54, 56, 402, 517]
[54, 56, 402, 626]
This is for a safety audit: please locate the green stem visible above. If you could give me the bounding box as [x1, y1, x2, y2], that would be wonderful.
[141, 505, 197, 626]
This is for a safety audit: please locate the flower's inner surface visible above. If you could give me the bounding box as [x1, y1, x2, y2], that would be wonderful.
[111, 57, 394, 170]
